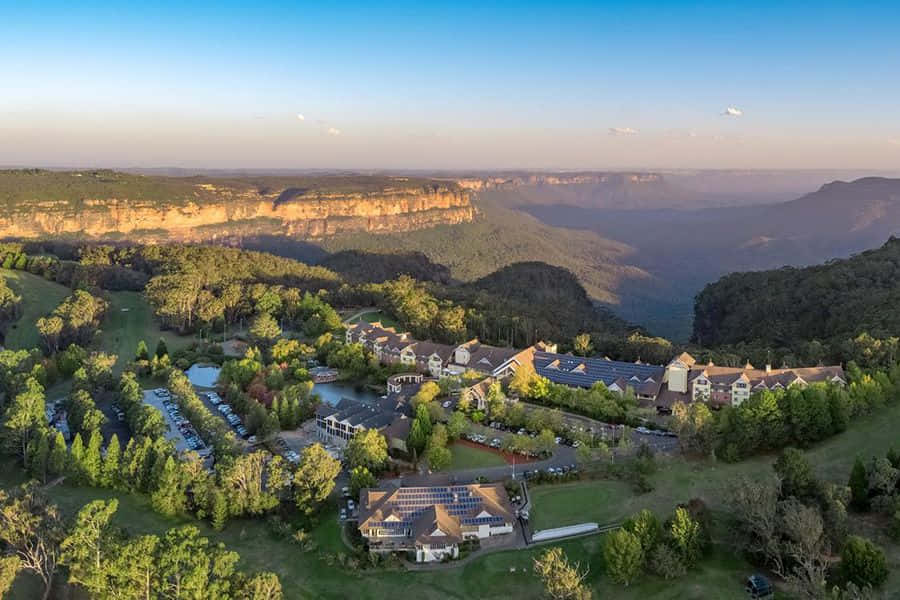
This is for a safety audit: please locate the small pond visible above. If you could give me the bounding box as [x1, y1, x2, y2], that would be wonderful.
[312, 381, 382, 407]
[185, 364, 221, 388]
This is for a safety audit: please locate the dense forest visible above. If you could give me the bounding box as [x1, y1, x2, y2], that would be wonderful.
[0, 241, 638, 356]
[318, 250, 452, 284]
[0, 169, 452, 211]
[693, 237, 900, 363]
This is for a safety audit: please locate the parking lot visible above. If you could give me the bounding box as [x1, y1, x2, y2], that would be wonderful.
[196, 390, 253, 440]
[143, 388, 210, 456]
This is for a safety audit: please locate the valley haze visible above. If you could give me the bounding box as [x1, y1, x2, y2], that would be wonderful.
[5, 2, 900, 600]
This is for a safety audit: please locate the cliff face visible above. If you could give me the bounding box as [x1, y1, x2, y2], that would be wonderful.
[0, 171, 475, 241]
[455, 172, 663, 191]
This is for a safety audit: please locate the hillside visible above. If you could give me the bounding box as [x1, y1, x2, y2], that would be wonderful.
[315, 196, 649, 305]
[319, 250, 451, 284]
[446, 261, 633, 342]
[520, 177, 900, 340]
[693, 236, 900, 348]
[0, 169, 474, 241]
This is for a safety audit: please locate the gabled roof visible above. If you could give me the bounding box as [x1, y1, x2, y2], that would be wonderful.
[411, 341, 455, 363]
[358, 484, 515, 546]
[533, 351, 664, 392]
[668, 352, 696, 368]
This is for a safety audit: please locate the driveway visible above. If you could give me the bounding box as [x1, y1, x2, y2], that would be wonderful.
[383, 443, 577, 487]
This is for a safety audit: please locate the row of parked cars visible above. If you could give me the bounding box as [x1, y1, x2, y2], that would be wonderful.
[205, 392, 257, 444]
[635, 426, 677, 437]
[463, 432, 502, 448]
[271, 437, 300, 464]
[482, 422, 583, 448]
[155, 389, 211, 456]
[522, 464, 578, 479]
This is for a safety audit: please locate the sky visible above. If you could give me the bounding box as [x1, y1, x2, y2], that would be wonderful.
[2, 1, 900, 170]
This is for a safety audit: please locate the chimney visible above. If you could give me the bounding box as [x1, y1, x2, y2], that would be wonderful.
[765, 364, 771, 374]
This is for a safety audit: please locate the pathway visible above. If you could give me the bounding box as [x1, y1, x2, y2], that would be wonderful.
[342, 307, 381, 325]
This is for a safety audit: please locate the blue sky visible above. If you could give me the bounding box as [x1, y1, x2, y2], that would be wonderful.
[2, 1, 899, 169]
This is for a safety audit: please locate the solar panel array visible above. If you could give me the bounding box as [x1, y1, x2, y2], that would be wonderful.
[368, 486, 499, 528]
[533, 351, 664, 389]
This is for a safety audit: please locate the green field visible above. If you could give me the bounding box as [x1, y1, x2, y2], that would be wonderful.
[528, 400, 900, 595]
[444, 442, 508, 471]
[100, 291, 194, 372]
[532, 399, 900, 531]
[1, 268, 70, 349]
[0, 270, 192, 373]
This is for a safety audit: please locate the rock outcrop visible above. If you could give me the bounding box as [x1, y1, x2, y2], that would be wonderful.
[0, 171, 475, 241]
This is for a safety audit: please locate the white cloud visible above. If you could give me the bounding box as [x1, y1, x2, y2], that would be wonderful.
[722, 106, 743, 117]
[608, 127, 638, 136]
[296, 113, 305, 121]
[327, 127, 341, 136]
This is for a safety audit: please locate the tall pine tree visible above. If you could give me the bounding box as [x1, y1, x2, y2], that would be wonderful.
[151, 455, 185, 517]
[31, 432, 50, 483]
[101, 434, 121, 488]
[69, 432, 86, 484]
[210, 488, 228, 531]
[83, 430, 103, 485]
[849, 456, 870, 511]
[48, 430, 67, 476]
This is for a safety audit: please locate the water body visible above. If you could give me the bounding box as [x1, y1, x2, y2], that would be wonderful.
[185, 364, 221, 388]
[312, 381, 382, 407]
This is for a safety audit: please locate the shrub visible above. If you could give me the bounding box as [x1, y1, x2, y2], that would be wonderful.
[648, 544, 686, 580]
[841, 536, 888, 588]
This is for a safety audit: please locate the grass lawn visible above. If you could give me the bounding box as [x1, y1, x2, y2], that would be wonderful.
[528, 400, 900, 596]
[1, 268, 70, 349]
[100, 290, 194, 372]
[444, 442, 508, 471]
[528, 478, 637, 531]
[350, 310, 398, 329]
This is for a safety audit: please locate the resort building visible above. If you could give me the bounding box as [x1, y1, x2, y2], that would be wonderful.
[658, 352, 846, 410]
[315, 397, 411, 452]
[358, 484, 516, 562]
[345, 321, 544, 379]
[531, 350, 664, 402]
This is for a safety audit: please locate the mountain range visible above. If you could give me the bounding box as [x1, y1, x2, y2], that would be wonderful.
[3, 168, 900, 342]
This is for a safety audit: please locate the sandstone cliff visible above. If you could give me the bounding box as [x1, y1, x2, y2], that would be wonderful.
[0, 170, 475, 241]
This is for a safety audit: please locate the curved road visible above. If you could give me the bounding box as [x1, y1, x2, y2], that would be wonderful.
[382, 443, 577, 487]
[342, 307, 382, 325]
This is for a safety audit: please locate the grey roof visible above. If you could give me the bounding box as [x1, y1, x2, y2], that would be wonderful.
[533, 351, 664, 390]
[359, 484, 515, 546]
[461, 342, 521, 372]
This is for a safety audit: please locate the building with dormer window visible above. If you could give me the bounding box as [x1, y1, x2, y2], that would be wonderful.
[358, 483, 516, 562]
[657, 352, 846, 410]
